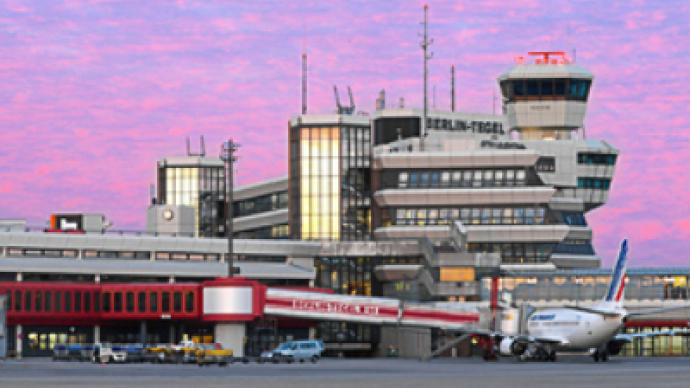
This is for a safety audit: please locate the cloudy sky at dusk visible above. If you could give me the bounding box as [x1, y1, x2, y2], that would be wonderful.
[1, 0, 689, 266]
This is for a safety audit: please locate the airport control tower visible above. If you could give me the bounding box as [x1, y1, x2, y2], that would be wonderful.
[498, 51, 593, 140]
[495, 52, 618, 267]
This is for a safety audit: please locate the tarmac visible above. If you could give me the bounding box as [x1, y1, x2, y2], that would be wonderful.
[1, 356, 689, 388]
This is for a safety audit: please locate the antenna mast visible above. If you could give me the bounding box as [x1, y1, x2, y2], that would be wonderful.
[301, 51, 308, 114]
[451, 65, 456, 112]
[420, 4, 433, 144]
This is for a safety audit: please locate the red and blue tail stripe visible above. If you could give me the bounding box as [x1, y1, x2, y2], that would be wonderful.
[605, 239, 628, 302]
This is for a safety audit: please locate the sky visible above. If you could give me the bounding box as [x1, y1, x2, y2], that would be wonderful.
[1, 0, 689, 266]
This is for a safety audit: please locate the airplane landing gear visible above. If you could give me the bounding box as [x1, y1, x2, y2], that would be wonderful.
[593, 349, 609, 362]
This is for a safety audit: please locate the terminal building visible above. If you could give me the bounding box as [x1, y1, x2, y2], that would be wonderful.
[1, 52, 689, 358]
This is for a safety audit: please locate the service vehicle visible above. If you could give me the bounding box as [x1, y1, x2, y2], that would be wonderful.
[195, 343, 233, 366]
[260, 340, 323, 363]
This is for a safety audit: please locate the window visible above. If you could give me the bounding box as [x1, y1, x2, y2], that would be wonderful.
[162, 292, 170, 313]
[126, 292, 134, 313]
[55, 291, 62, 312]
[64, 291, 71, 312]
[35, 291, 42, 311]
[138, 292, 146, 313]
[527, 80, 539, 95]
[536, 157, 556, 172]
[84, 292, 91, 312]
[185, 291, 194, 313]
[94, 292, 101, 312]
[541, 79, 553, 95]
[114, 292, 122, 312]
[102, 292, 111, 313]
[173, 292, 182, 313]
[45, 291, 51, 312]
[150, 292, 158, 312]
[398, 172, 408, 188]
[75, 291, 82, 312]
[13, 291, 21, 312]
[24, 291, 32, 312]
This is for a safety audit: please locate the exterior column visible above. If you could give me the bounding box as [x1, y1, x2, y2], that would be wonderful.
[168, 276, 175, 284]
[214, 323, 245, 357]
[15, 324, 22, 359]
[16, 273, 22, 282]
[169, 324, 176, 344]
[308, 327, 317, 339]
[139, 321, 147, 344]
[94, 325, 100, 344]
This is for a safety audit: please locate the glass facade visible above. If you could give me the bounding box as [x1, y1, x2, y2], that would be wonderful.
[157, 161, 226, 237]
[235, 224, 289, 239]
[468, 242, 555, 264]
[385, 206, 546, 226]
[289, 121, 370, 241]
[314, 256, 419, 347]
[234, 191, 288, 218]
[577, 177, 611, 190]
[383, 168, 528, 189]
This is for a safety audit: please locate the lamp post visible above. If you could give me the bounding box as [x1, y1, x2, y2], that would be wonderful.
[221, 139, 239, 277]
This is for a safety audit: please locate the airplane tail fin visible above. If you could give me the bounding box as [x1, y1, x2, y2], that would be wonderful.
[602, 239, 629, 307]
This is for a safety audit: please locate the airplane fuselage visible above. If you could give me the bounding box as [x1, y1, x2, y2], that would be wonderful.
[527, 308, 624, 351]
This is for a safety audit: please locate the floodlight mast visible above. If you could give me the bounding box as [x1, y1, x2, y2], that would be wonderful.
[419, 4, 433, 149]
[221, 139, 239, 277]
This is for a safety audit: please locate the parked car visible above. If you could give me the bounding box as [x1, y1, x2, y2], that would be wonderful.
[123, 343, 145, 363]
[195, 343, 233, 366]
[259, 340, 324, 364]
[93, 343, 127, 364]
[52, 344, 70, 361]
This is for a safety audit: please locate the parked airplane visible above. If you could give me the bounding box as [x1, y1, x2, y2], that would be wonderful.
[498, 239, 688, 362]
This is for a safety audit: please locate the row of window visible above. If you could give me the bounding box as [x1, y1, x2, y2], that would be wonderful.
[535, 157, 556, 172]
[236, 224, 290, 239]
[391, 207, 547, 226]
[500, 78, 591, 101]
[467, 242, 555, 264]
[234, 191, 288, 218]
[3, 248, 222, 262]
[7, 289, 196, 314]
[577, 153, 617, 166]
[577, 177, 612, 190]
[396, 169, 528, 189]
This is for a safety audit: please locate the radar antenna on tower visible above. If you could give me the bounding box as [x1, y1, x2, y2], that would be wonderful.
[419, 4, 433, 143]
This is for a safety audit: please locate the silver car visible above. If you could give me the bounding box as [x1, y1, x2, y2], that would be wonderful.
[260, 340, 324, 364]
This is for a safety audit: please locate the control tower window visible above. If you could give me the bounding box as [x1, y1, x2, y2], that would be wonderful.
[501, 78, 590, 102]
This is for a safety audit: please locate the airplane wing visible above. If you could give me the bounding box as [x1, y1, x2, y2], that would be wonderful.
[513, 335, 569, 346]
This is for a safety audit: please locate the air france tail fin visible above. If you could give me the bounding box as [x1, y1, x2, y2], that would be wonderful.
[603, 239, 628, 306]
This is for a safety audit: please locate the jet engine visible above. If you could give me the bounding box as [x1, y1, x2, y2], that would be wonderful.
[499, 337, 527, 356]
